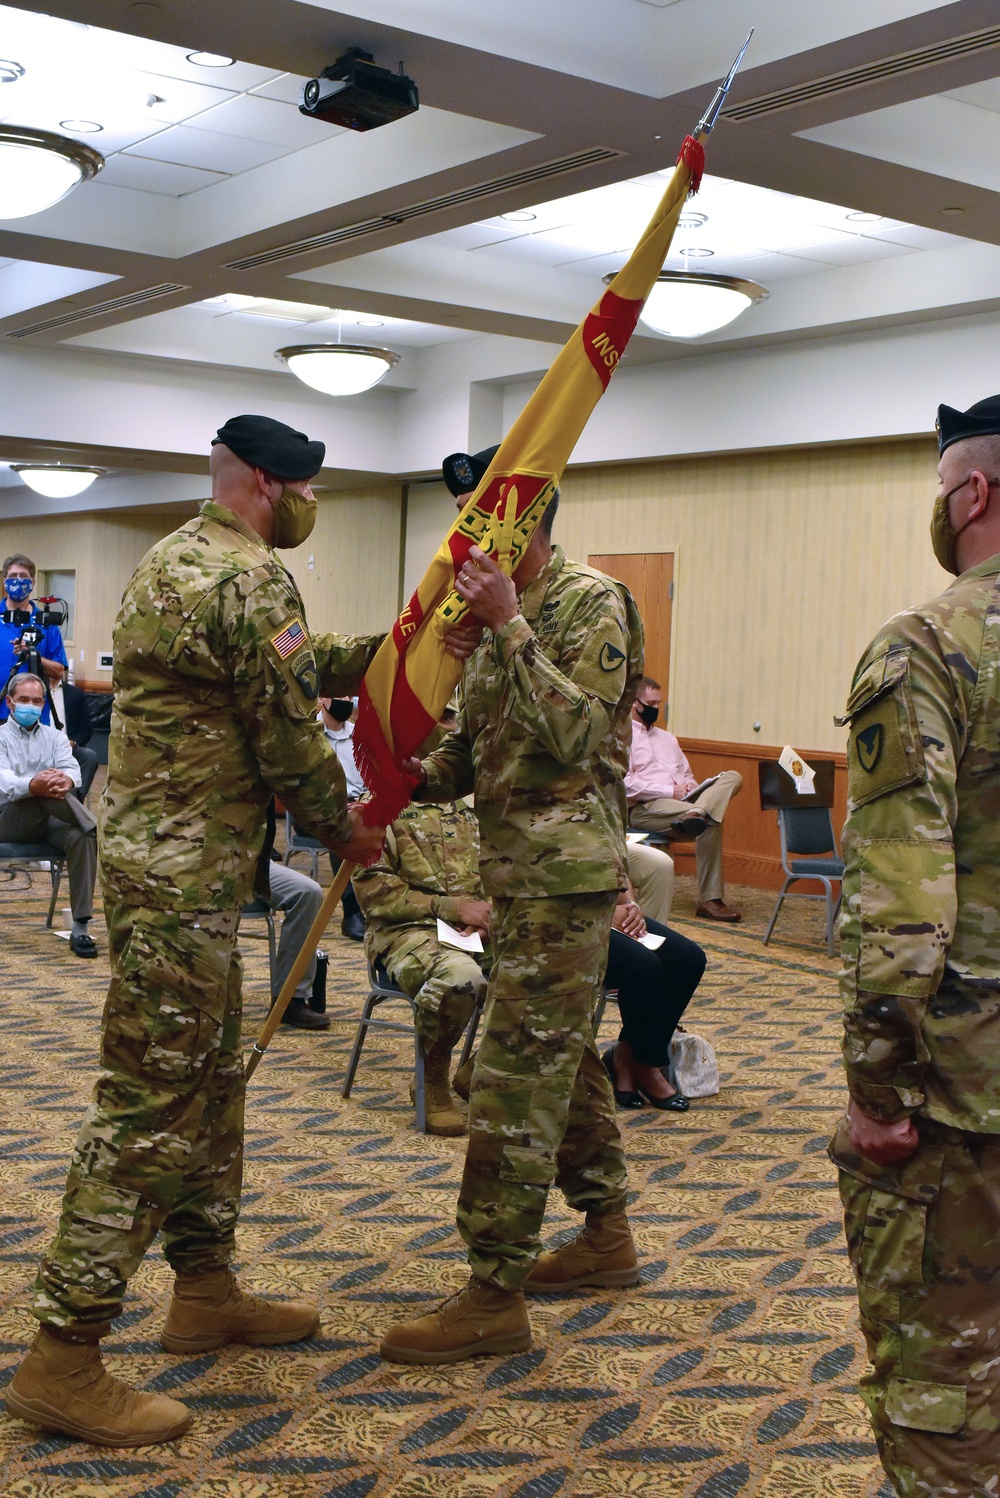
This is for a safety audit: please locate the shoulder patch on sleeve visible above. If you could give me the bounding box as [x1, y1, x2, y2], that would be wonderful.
[599, 641, 626, 672]
[271, 615, 306, 659]
[841, 646, 926, 809]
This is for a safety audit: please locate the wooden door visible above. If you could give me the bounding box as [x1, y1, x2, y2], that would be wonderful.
[588, 551, 674, 702]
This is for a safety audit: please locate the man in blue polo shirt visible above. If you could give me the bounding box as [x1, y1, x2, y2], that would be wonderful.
[0, 554, 68, 725]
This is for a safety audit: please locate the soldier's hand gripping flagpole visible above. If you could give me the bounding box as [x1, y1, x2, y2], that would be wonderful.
[245, 859, 356, 1081]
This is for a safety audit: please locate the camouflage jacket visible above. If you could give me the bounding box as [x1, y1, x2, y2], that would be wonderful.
[420, 546, 644, 898]
[99, 501, 381, 912]
[354, 800, 483, 962]
[839, 554, 1000, 1132]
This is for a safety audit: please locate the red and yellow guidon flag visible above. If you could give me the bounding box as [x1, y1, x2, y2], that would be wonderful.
[355, 136, 706, 826]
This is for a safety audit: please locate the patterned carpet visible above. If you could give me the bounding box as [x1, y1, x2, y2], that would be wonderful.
[0, 849, 892, 1498]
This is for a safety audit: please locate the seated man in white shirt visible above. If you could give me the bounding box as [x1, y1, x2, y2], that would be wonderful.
[625, 677, 742, 923]
[0, 672, 98, 956]
[318, 695, 367, 942]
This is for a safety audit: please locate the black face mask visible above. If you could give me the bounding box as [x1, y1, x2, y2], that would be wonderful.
[328, 699, 353, 722]
[637, 702, 659, 727]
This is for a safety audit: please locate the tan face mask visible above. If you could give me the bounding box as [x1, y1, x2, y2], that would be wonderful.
[930, 477, 973, 576]
[272, 485, 317, 549]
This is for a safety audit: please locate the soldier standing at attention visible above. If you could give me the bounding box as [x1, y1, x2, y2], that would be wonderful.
[380, 473, 645, 1365]
[5, 415, 388, 1448]
[831, 394, 1000, 1495]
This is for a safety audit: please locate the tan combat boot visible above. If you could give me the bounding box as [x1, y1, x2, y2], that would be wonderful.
[5, 1327, 190, 1447]
[380, 1276, 531, 1365]
[525, 1210, 640, 1293]
[161, 1268, 319, 1353]
[414, 1046, 465, 1136]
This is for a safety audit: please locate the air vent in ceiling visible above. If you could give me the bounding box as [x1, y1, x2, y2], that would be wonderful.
[226, 146, 624, 271]
[724, 24, 1000, 120]
[7, 283, 188, 338]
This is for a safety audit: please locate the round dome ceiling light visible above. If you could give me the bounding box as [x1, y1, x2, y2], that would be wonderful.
[11, 464, 103, 498]
[59, 119, 103, 134]
[276, 344, 400, 398]
[186, 51, 235, 67]
[605, 270, 767, 340]
[0, 125, 103, 219]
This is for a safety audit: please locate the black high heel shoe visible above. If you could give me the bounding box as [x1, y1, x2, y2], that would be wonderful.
[636, 1078, 689, 1112]
[602, 1046, 644, 1109]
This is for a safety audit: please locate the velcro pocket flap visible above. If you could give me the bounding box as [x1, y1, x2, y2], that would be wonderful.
[73, 1181, 141, 1233]
[500, 1144, 556, 1186]
[885, 1376, 966, 1434]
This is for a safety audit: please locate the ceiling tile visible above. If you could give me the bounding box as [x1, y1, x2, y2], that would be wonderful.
[99, 155, 229, 196]
[0, 258, 118, 319]
[130, 124, 291, 174]
[190, 93, 344, 148]
[943, 78, 1000, 116]
[250, 72, 314, 106]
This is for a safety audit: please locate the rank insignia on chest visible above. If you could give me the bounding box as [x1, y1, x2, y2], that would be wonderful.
[856, 722, 883, 773]
[272, 616, 306, 659]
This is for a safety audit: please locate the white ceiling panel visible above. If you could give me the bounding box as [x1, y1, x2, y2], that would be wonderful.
[131, 124, 291, 174]
[190, 94, 344, 149]
[799, 96, 1000, 196]
[0, 258, 118, 318]
[98, 155, 228, 196]
[945, 78, 1000, 116]
[250, 73, 315, 106]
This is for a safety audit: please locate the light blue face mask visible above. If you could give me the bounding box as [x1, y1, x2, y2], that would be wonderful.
[4, 575, 32, 603]
[11, 702, 42, 728]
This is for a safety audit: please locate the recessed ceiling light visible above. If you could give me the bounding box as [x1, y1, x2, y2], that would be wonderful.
[11, 464, 103, 497]
[678, 246, 714, 258]
[678, 211, 708, 229]
[0, 60, 25, 84]
[276, 344, 400, 397]
[186, 51, 235, 68]
[501, 210, 536, 223]
[60, 120, 103, 134]
[846, 211, 883, 223]
[941, 206, 965, 216]
[606, 270, 767, 340]
[0, 126, 103, 219]
[357, 317, 384, 327]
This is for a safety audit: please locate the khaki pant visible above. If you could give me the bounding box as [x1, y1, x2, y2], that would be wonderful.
[0, 793, 97, 921]
[457, 892, 627, 1291]
[626, 840, 674, 924]
[831, 1115, 1000, 1497]
[630, 769, 743, 903]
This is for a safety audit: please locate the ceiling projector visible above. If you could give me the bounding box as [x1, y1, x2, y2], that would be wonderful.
[300, 48, 419, 132]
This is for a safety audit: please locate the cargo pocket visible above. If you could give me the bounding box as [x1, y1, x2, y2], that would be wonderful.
[499, 1144, 556, 1188]
[831, 1120, 943, 1294]
[885, 1376, 966, 1434]
[72, 1180, 141, 1233]
[115, 913, 232, 1084]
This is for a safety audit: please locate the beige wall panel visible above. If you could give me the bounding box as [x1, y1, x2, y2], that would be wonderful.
[553, 437, 945, 752]
[282, 484, 403, 637]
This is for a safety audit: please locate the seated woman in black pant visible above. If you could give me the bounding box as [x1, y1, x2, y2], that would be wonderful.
[602, 890, 707, 1112]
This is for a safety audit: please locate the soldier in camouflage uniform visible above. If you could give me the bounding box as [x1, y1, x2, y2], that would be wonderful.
[354, 787, 489, 1136]
[831, 395, 1000, 1497]
[380, 474, 645, 1365]
[6, 415, 386, 1448]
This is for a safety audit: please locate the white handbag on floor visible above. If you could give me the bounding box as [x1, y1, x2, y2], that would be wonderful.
[669, 1030, 719, 1098]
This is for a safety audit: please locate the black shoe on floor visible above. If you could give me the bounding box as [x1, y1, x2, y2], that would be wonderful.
[601, 1045, 643, 1109]
[279, 998, 332, 1030]
[69, 932, 98, 958]
[341, 911, 366, 942]
[637, 1082, 690, 1112]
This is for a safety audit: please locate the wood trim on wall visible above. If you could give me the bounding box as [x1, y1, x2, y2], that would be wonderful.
[670, 736, 848, 893]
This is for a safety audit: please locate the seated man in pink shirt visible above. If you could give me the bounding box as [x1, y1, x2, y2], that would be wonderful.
[625, 677, 742, 922]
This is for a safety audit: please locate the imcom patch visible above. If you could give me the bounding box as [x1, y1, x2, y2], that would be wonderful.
[599, 641, 626, 672]
[856, 723, 883, 773]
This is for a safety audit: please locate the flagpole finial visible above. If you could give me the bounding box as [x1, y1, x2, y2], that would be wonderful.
[693, 28, 754, 140]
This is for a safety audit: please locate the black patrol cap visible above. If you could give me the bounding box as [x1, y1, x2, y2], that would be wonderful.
[936, 395, 1000, 454]
[213, 414, 325, 479]
[442, 444, 499, 499]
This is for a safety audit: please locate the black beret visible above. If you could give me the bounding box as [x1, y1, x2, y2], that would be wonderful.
[442, 444, 500, 499]
[213, 414, 325, 479]
[937, 396, 1000, 454]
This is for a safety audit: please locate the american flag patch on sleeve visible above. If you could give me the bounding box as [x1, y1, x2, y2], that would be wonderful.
[271, 616, 306, 659]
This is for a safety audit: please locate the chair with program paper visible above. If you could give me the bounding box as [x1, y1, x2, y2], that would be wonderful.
[341, 961, 483, 1134]
[758, 759, 843, 956]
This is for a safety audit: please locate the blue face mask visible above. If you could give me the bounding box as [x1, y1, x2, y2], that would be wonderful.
[11, 702, 42, 728]
[5, 576, 32, 603]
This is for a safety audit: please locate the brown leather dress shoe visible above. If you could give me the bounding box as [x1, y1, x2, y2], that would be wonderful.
[696, 899, 742, 922]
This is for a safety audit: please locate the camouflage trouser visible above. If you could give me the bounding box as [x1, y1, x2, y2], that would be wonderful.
[832, 1115, 1000, 1497]
[33, 902, 244, 1338]
[378, 926, 486, 1053]
[458, 891, 628, 1291]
